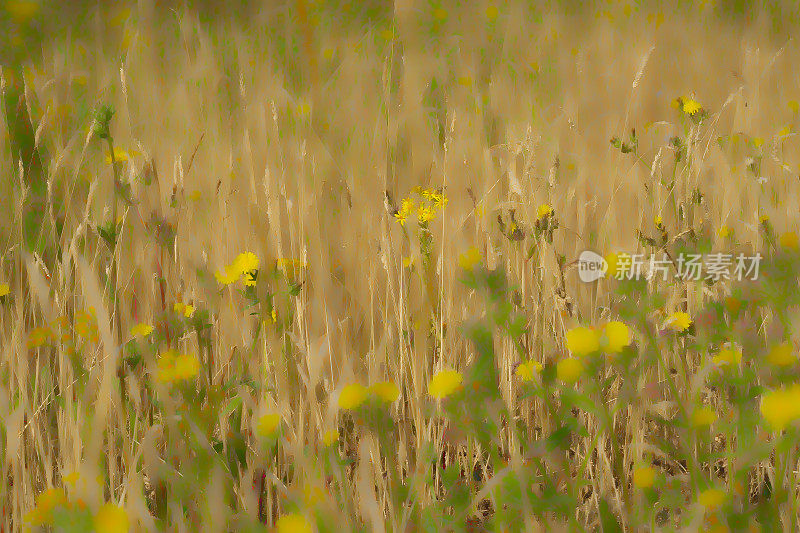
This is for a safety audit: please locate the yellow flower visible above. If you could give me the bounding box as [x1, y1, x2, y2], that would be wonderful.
[322, 429, 339, 447]
[760, 385, 800, 431]
[104, 147, 131, 164]
[338, 383, 368, 410]
[691, 407, 717, 428]
[712, 346, 742, 367]
[681, 98, 703, 116]
[0, 282, 9, 297]
[557, 357, 583, 383]
[633, 465, 656, 489]
[515, 360, 542, 382]
[233, 251, 259, 273]
[654, 215, 663, 226]
[27, 326, 53, 348]
[767, 342, 795, 367]
[458, 247, 482, 271]
[394, 198, 415, 226]
[759, 214, 770, 224]
[417, 204, 437, 224]
[779, 231, 799, 250]
[129, 323, 153, 338]
[94, 503, 129, 533]
[486, 4, 499, 21]
[603, 321, 631, 353]
[173, 302, 194, 318]
[368, 381, 400, 403]
[276, 513, 313, 533]
[565, 326, 600, 356]
[256, 413, 281, 438]
[536, 203, 553, 221]
[698, 488, 726, 511]
[718, 225, 731, 239]
[664, 311, 692, 332]
[427, 369, 464, 399]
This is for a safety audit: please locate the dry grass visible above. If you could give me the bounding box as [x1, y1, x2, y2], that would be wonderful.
[3, 1, 800, 531]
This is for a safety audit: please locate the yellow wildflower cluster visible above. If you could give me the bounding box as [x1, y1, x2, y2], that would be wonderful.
[0, 281, 9, 297]
[394, 187, 448, 226]
[338, 380, 400, 410]
[515, 359, 543, 382]
[156, 349, 200, 383]
[215, 252, 260, 286]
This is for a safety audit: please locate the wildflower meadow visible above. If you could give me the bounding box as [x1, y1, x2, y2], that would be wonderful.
[3, 1, 800, 531]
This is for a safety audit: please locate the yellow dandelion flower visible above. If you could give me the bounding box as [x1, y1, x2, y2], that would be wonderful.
[94, 503, 129, 533]
[322, 429, 339, 447]
[691, 407, 717, 428]
[368, 381, 400, 403]
[129, 323, 153, 338]
[233, 251, 259, 274]
[27, 326, 53, 348]
[417, 204, 437, 224]
[276, 513, 313, 533]
[515, 360, 542, 382]
[760, 385, 800, 431]
[0, 282, 9, 297]
[718, 226, 731, 239]
[565, 326, 600, 356]
[767, 342, 795, 367]
[104, 147, 131, 164]
[664, 311, 692, 332]
[256, 413, 281, 438]
[603, 321, 631, 353]
[712, 346, 742, 367]
[338, 383, 368, 410]
[557, 357, 584, 384]
[779, 231, 799, 250]
[427, 369, 464, 400]
[633, 465, 656, 489]
[458, 247, 482, 271]
[681, 98, 703, 116]
[759, 214, 770, 224]
[536, 203, 553, 221]
[698, 488, 726, 511]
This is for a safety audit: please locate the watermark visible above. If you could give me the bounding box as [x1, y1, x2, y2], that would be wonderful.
[577, 251, 762, 283]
